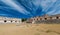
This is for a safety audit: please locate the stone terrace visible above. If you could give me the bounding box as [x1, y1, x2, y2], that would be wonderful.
[27, 14, 60, 24]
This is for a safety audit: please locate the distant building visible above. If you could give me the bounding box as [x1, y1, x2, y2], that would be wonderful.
[26, 14, 60, 24]
[0, 16, 22, 24]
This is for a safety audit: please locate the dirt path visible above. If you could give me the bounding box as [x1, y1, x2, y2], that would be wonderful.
[0, 24, 60, 35]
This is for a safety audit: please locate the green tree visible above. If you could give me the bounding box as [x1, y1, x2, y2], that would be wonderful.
[22, 18, 27, 22]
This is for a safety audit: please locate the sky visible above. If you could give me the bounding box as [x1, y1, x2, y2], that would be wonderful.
[0, 0, 60, 18]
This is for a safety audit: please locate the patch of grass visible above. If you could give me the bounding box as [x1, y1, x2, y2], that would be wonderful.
[45, 30, 51, 33]
[16, 25, 20, 26]
[34, 33, 40, 35]
[36, 29, 40, 31]
[52, 31, 60, 34]
[26, 24, 29, 27]
[45, 30, 60, 34]
[35, 24, 39, 26]
[36, 29, 39, 31]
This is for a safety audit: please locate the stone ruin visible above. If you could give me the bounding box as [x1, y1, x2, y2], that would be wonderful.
[27, 14, 60, 24]
[0, 16, 22, 24]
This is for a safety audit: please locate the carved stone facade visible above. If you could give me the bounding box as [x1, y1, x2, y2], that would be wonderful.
[27, 14, 60, 23]
[0, 16, 21, 24]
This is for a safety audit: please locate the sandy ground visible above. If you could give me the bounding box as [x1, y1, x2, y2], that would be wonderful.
[0, 23, 60, 35]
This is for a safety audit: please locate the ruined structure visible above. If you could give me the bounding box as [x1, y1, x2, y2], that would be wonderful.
[0, 16, 21, 24]
[27, 14, 60, 24]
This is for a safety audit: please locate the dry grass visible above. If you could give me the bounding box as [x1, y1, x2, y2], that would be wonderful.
[0, 23, 60, 35]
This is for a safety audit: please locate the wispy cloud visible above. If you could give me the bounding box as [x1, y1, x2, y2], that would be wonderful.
[0, 0, 60, 18]
[46, 0, 60, 15]
[41, 0, 60, 15]
[1, 0, 31, 15]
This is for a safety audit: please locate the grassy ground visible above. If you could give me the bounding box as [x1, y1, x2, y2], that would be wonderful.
[0, 23, 60, 35]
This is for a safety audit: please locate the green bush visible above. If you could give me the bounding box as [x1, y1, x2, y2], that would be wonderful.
[22, 18, 27, 22]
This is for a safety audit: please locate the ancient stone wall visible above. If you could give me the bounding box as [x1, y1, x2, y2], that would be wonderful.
[0, 17, 21, 24]
[29, 14, 60, 24]
[35, 16, 60, 23]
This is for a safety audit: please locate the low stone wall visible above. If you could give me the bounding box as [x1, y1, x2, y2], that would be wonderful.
[35, 19, 60, 24]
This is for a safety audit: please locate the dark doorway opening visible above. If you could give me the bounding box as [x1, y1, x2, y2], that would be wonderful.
[15, 21, 17, 22]
[37, 18, 38, 20]
[56, 17, 59, 19]
[45, 18, 47, 20]
[40, 18, 42, 20]
[50, 17, 52, 19]
[11, 21, 13, 22]
[4, 20, 7, 22]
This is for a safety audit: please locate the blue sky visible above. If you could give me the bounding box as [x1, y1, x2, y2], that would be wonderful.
[0, 0, 60, 18]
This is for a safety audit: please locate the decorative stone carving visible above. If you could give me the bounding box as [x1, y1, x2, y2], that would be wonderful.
[0, 17, 21, 24]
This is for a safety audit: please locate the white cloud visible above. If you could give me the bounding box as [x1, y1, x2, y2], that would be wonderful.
[46, 10, 56, 15]
[41, 0, 57, 12]
[1, 0, 31, 15]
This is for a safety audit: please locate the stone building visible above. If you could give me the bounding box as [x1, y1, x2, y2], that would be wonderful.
[27, 14, 60, 24]
[0, 16, 21, 24]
